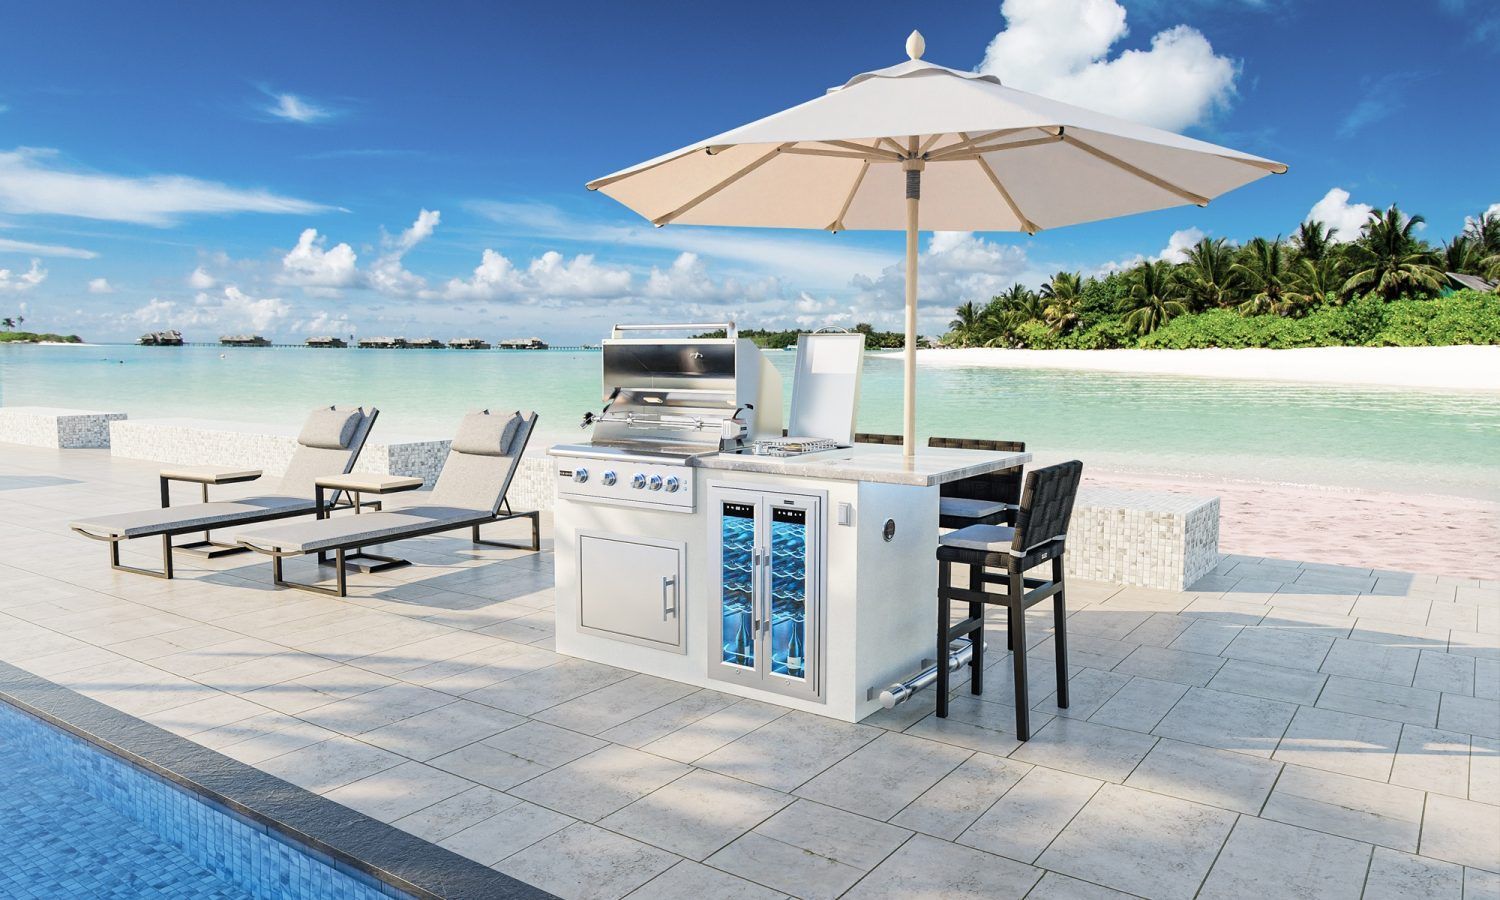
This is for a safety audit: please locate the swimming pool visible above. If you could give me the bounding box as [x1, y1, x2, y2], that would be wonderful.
[0, 698, 408, 899]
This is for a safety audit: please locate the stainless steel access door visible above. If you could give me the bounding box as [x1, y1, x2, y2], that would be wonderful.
[577, 532, 686, 653]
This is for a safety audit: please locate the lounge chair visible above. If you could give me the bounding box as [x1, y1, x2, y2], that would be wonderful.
[70, 406, 379, 579]
[235, 409, 539, 597]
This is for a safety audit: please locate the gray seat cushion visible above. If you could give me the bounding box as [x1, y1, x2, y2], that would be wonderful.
[939, 497, 1015, 520]
[939, 524, 1017, 553]
[72, 496, 314, 539]
[298, 406, 363, 449]
[450, 410, 522, 456]
[235, 506, 488, 554]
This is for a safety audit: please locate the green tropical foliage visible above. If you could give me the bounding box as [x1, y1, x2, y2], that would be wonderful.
[939, 203, 1498, 349]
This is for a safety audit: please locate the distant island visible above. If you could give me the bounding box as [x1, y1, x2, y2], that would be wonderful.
[697, 322, 918, 350]
[0, 329, 83, 344]
[942, 205, 1500, 350]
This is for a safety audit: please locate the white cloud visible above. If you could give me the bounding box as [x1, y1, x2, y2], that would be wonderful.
[0, 236, 97, 258]
[87, 277, 114, 294]
[977, 0, 1238, 131]
[266, 92, 334, 124]
[437, 249, 525, 302]
[0, 258, 46, 293]
[127, 285, 290, 334]
[851, 232, 1036, 330]
[368, 209, 440, 296]
[1306, 187, 1374, 243]
[279, 228, 360, 291]
[0, 147, 331, 226]
[1092, 227, 1205, 275]
[188, 266, 217, 289]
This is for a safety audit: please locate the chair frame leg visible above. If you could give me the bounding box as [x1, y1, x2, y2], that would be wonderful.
[968, 563, 984, 696]
[936, 560, 951, 718]
[1052, 555, 1069, 710]
[472, 511, 541, 552]
[271, 548, 349, 597]
[107, 535, 174, 579]
[1009, 561, 1030, 741]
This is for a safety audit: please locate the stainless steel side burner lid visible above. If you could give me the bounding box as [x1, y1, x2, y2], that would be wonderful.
[557, 322, 783, 462]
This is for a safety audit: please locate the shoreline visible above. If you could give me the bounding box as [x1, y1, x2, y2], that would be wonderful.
[878, 345, 1500, 391]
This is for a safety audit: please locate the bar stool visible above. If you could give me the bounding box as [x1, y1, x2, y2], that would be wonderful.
[929, 437, 1026, 529]
[934, 460, 1083, 741]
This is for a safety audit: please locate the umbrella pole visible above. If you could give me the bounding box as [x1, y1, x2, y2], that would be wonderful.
[903, 160, 923, 460]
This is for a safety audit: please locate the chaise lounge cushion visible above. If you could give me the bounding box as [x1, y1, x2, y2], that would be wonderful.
[450, 410, 522, 457]
[939, 524, 1017, 553]
[72, 496, 314, 539]
[235, 505, 490, 554]
[298, 406, 363, 449]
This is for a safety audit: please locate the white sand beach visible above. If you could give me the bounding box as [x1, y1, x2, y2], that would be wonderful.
[884, 344, 1500, 391]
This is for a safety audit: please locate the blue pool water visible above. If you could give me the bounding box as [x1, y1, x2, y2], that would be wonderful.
[0, 701, 405, 900]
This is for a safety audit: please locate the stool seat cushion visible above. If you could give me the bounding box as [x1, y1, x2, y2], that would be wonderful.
[939, 524, 1016, 553]
[939, 497, 1015, 520]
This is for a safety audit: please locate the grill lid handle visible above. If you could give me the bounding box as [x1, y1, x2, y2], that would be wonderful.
[611, 322, 737, 340]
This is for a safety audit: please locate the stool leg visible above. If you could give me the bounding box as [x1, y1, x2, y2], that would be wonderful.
[1009, 563, 1029, 741]
[969, 564, 984, 696]
[936, 560, 951, 719]
[1053, 556, 1069, 710]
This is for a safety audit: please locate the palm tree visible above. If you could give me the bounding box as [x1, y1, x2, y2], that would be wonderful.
[1180, 237, 1241, 309]
[1123, 261, 1188, 335]
[1040, 271, 1083, 334]
[947, 301, 983, 346]
[1233, 237, 1310, 316]
[1441, 235, 1479, 275]
[980, 283, 1044, 346]
[1295, 255, 1344, 301]
[1342, 206, 1444, 300]
[1290, 220, 1337, 263]
[1464, 210, 1500, 256]
[1, 317, 13, 331]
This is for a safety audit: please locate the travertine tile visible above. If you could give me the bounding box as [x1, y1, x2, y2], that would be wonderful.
[1362, 847, 1464, 900]
[1274, 705, 1402, 780]
[642, 699, 786, 763]
[599, 769, 791, 860]
[795, 731, 969, 820]
[1262, 764, 1424, 851]
[322, 760, 472, 823]
[697, 711, 878, 792]
[1125, 738, 1280, 814]
[438, 798, 573, 865]
[1206, 658, 1327, 705]
[1088, 675, 1188, 733]
[1389, 724, 1471, 798]
[1316, 675, 1439, 726]
[958, 766, 1101, 864]
[1114, 644, 1224, 687]
[889, 752, 1030, 840]
[846, 833, 1041, 899]
[1011, 717, 1157, 783]
[1037, 783, 1235, 900]
[626, 860, 785, 900]
[1419, 793, 1500, 871]
[1199, 817, 1371, 900]
[1437, 692, 1500, 739]
[1153, 686, 1296, 758]
[499, 822, 679, 900]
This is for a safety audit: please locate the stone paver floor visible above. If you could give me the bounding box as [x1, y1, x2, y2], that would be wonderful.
[1, 444, 1496, 899]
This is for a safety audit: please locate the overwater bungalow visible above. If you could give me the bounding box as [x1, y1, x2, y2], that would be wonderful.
[357, 336, 407, 349]
[407, 337, 443, 349]
[137, 330, 183, 346]
[500, 336, 548, 349]
[305, 336, 347, 348]
[219, 334, 269, 347]
[448, 337, 491, 350]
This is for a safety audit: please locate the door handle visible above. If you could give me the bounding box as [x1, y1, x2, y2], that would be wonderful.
[662, 575, 677, 620]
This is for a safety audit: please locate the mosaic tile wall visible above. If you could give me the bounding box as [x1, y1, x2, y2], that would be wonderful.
[109, 419, 451, 487]
[506, 455, 555, 512]
[0, 407, 127, 449]
[0, 700, 407, 900]
[1065, 487, 1220, 591]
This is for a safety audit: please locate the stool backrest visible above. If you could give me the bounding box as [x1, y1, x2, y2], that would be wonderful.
[854, 432, 903, 445]
[1011, 460, 1083, 556]
[929, 437, 1025, 504]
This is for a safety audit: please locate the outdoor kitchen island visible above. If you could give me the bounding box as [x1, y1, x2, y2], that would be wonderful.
[549, 442, 1030, 723]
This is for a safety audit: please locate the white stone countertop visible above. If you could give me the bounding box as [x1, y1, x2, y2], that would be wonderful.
[694, 445, 1032, 487]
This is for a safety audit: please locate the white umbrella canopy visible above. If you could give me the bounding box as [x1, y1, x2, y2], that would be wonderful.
[588, 31, 1286, 456]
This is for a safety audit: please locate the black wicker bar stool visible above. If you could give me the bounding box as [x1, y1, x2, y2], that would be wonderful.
[929, 437, 1026, 529]
[935, 460, 1084, 741]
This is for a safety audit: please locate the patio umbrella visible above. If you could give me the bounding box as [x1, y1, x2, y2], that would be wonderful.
[587, 31, 1287, 457]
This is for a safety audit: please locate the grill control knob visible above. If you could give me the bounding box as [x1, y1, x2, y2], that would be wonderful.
[572, 467, 589, 484]
[630, 473, 647, 490]
[648, 474, 664, 491]
[601, 471, 617, 486]
[664, 476, 681, 493]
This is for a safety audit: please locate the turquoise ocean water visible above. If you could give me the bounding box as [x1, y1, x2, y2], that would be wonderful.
[4, 343, 1498, 500]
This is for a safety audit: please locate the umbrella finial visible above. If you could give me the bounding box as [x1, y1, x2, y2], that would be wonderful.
[905, 30, 925, 61]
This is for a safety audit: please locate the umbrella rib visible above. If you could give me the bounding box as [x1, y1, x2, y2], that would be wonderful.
[827, 160, 870, 233]
[782, 147, 896, 161]
[964, 133, 1040, 235]
[924, 127, 1034, 161]
[928, 133, 1062, 162]
[880, 137, 909, 156]
[1215, 153, 1290, 174]
[651, 143, 794, 226]
[817, 139, 903, 161]
[1062, 134, 1210, 206]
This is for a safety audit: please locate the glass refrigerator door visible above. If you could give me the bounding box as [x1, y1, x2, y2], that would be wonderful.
[719, 500, 757, 670]
[768, 505, 809, 682]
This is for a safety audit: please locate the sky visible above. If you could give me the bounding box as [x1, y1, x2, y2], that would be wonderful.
[1, 0, 1496, 343]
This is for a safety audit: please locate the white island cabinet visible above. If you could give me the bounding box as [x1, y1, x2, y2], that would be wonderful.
[550, 444, 1031, 723]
